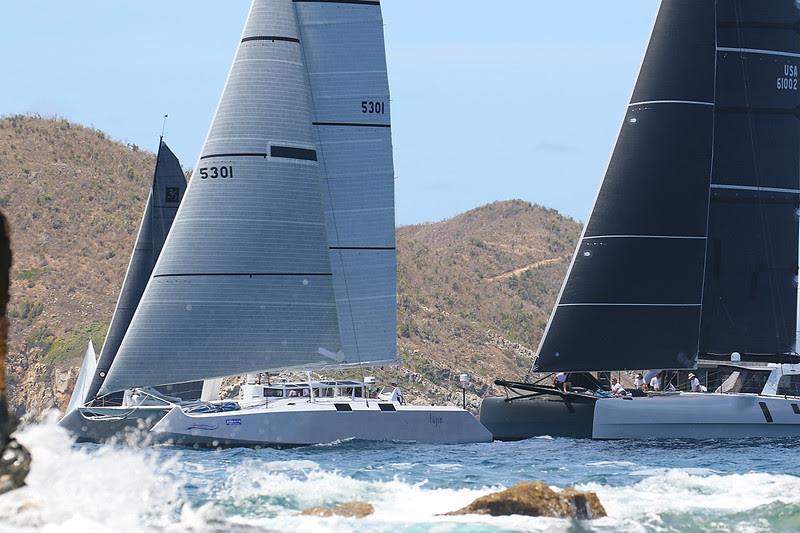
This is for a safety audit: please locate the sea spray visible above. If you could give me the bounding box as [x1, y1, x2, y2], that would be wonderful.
[0, 430, 798, 531]
[0, 413, 183, 532]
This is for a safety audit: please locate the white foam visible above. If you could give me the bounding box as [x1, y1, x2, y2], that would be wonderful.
[2, 420, 799, 533]
[0, 413, 182, 532]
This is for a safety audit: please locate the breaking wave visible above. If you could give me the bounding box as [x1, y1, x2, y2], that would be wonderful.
[0, 418, 798, 532]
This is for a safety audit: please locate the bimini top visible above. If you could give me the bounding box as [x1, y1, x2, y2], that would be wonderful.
[536, 0, 800, 372]
[99, 0, 396, 396]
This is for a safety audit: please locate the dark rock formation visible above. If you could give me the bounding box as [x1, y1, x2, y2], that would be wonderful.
[0, 213, 30, 494]
[446, 481, 607, 520]
[300, 502, 375, 518]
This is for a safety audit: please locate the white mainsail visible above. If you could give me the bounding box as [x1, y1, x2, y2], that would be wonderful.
[296, 0, 397, 366]
[100, 0, 382, 395]
[66, 341, 97, 413]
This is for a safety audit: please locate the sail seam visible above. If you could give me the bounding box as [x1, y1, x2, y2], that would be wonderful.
[584, 235, 706, 240]
[200, 152, 266, 160]
[313, 122, 391, 128]
[293, 0, 380, 5]
[330, 246, 396, 250]
[717, 46, 800, 59]
[710, 184, 800, 195]
[242, 36, 300, 43]
[559, 303, 702, 307]
[153, 273, 333, 278]
[629, 100, 714, 107]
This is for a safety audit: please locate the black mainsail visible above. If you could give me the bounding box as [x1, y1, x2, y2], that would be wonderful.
[535, 0, 800, 372]
[85, 140, 186, 401]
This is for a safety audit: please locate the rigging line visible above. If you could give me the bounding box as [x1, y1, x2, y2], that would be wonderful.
[295, 10, 366, 376]
[732, 2, 786, 345]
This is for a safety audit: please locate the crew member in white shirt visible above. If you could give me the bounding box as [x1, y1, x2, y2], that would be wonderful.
[633, 373, 647, 391]
[688, 373, 703, 393]
[649, 374, 662, 392]
[388, 382, 405, 404]
[610, 377, 626, 397]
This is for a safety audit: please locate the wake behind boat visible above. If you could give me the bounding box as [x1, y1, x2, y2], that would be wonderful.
[481, 0, 800, 440]
[61, 0, 491, 447]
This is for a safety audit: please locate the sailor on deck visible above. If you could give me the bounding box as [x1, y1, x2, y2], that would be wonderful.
[388, 382, 405, 404]
[554, 372, 569, 392]
[688, 373, 704, 393]
[611, 377, 626, 397]
[649, 374, 662, 392]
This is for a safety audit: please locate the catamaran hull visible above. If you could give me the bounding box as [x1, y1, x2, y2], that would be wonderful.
[151, 404, 493, 447]
[58, 406, 170, 444]
[481, 393, 800, 440]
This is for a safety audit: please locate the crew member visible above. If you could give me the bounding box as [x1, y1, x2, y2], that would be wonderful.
[554, 372, 569, 392]
[688, 373, 704, 393]
[611, 377, 626, 397]
[649, 373, 662, 392]
[388, 382, 405, 404]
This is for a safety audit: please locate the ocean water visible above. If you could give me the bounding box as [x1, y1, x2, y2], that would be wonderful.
[1, 415, 799, 532]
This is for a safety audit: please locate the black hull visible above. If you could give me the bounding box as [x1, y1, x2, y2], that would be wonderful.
[480, 392, 597, 440]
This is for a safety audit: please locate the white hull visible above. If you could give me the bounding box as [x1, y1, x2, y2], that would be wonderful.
[593, 392, 800, 439]
[151, 401, 493, 447]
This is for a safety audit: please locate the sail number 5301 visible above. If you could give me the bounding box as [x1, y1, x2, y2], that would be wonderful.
[199, 166, 234, 179]
[361, 101, 386, 114]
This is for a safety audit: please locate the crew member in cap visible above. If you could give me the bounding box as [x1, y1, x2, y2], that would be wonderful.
[688, 372, 703, 393]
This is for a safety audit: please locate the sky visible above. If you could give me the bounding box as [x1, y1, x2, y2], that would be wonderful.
[0, 1, 661, 226]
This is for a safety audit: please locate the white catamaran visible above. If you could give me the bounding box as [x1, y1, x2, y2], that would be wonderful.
[480, 0, 800, 440]
[60, 0, 491, 447]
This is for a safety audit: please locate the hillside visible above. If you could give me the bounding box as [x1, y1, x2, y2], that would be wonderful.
[0, 115, 581, 415]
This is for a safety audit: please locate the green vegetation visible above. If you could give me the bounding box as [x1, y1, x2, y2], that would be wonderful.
[15, 268, 41, 281]
[9, 298, 44, 321]
[42, 322, 108, 365]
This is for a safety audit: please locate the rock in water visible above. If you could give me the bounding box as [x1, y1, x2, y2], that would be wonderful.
[301, 502, 375, 518]
[446, 481, 607, 520]
[0, 213, 30, 494]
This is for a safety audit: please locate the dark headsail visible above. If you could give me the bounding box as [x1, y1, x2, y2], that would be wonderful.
[84, 140, 186, 401]
[535, 0, 800, 372]
[700, 1, 800, 358]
